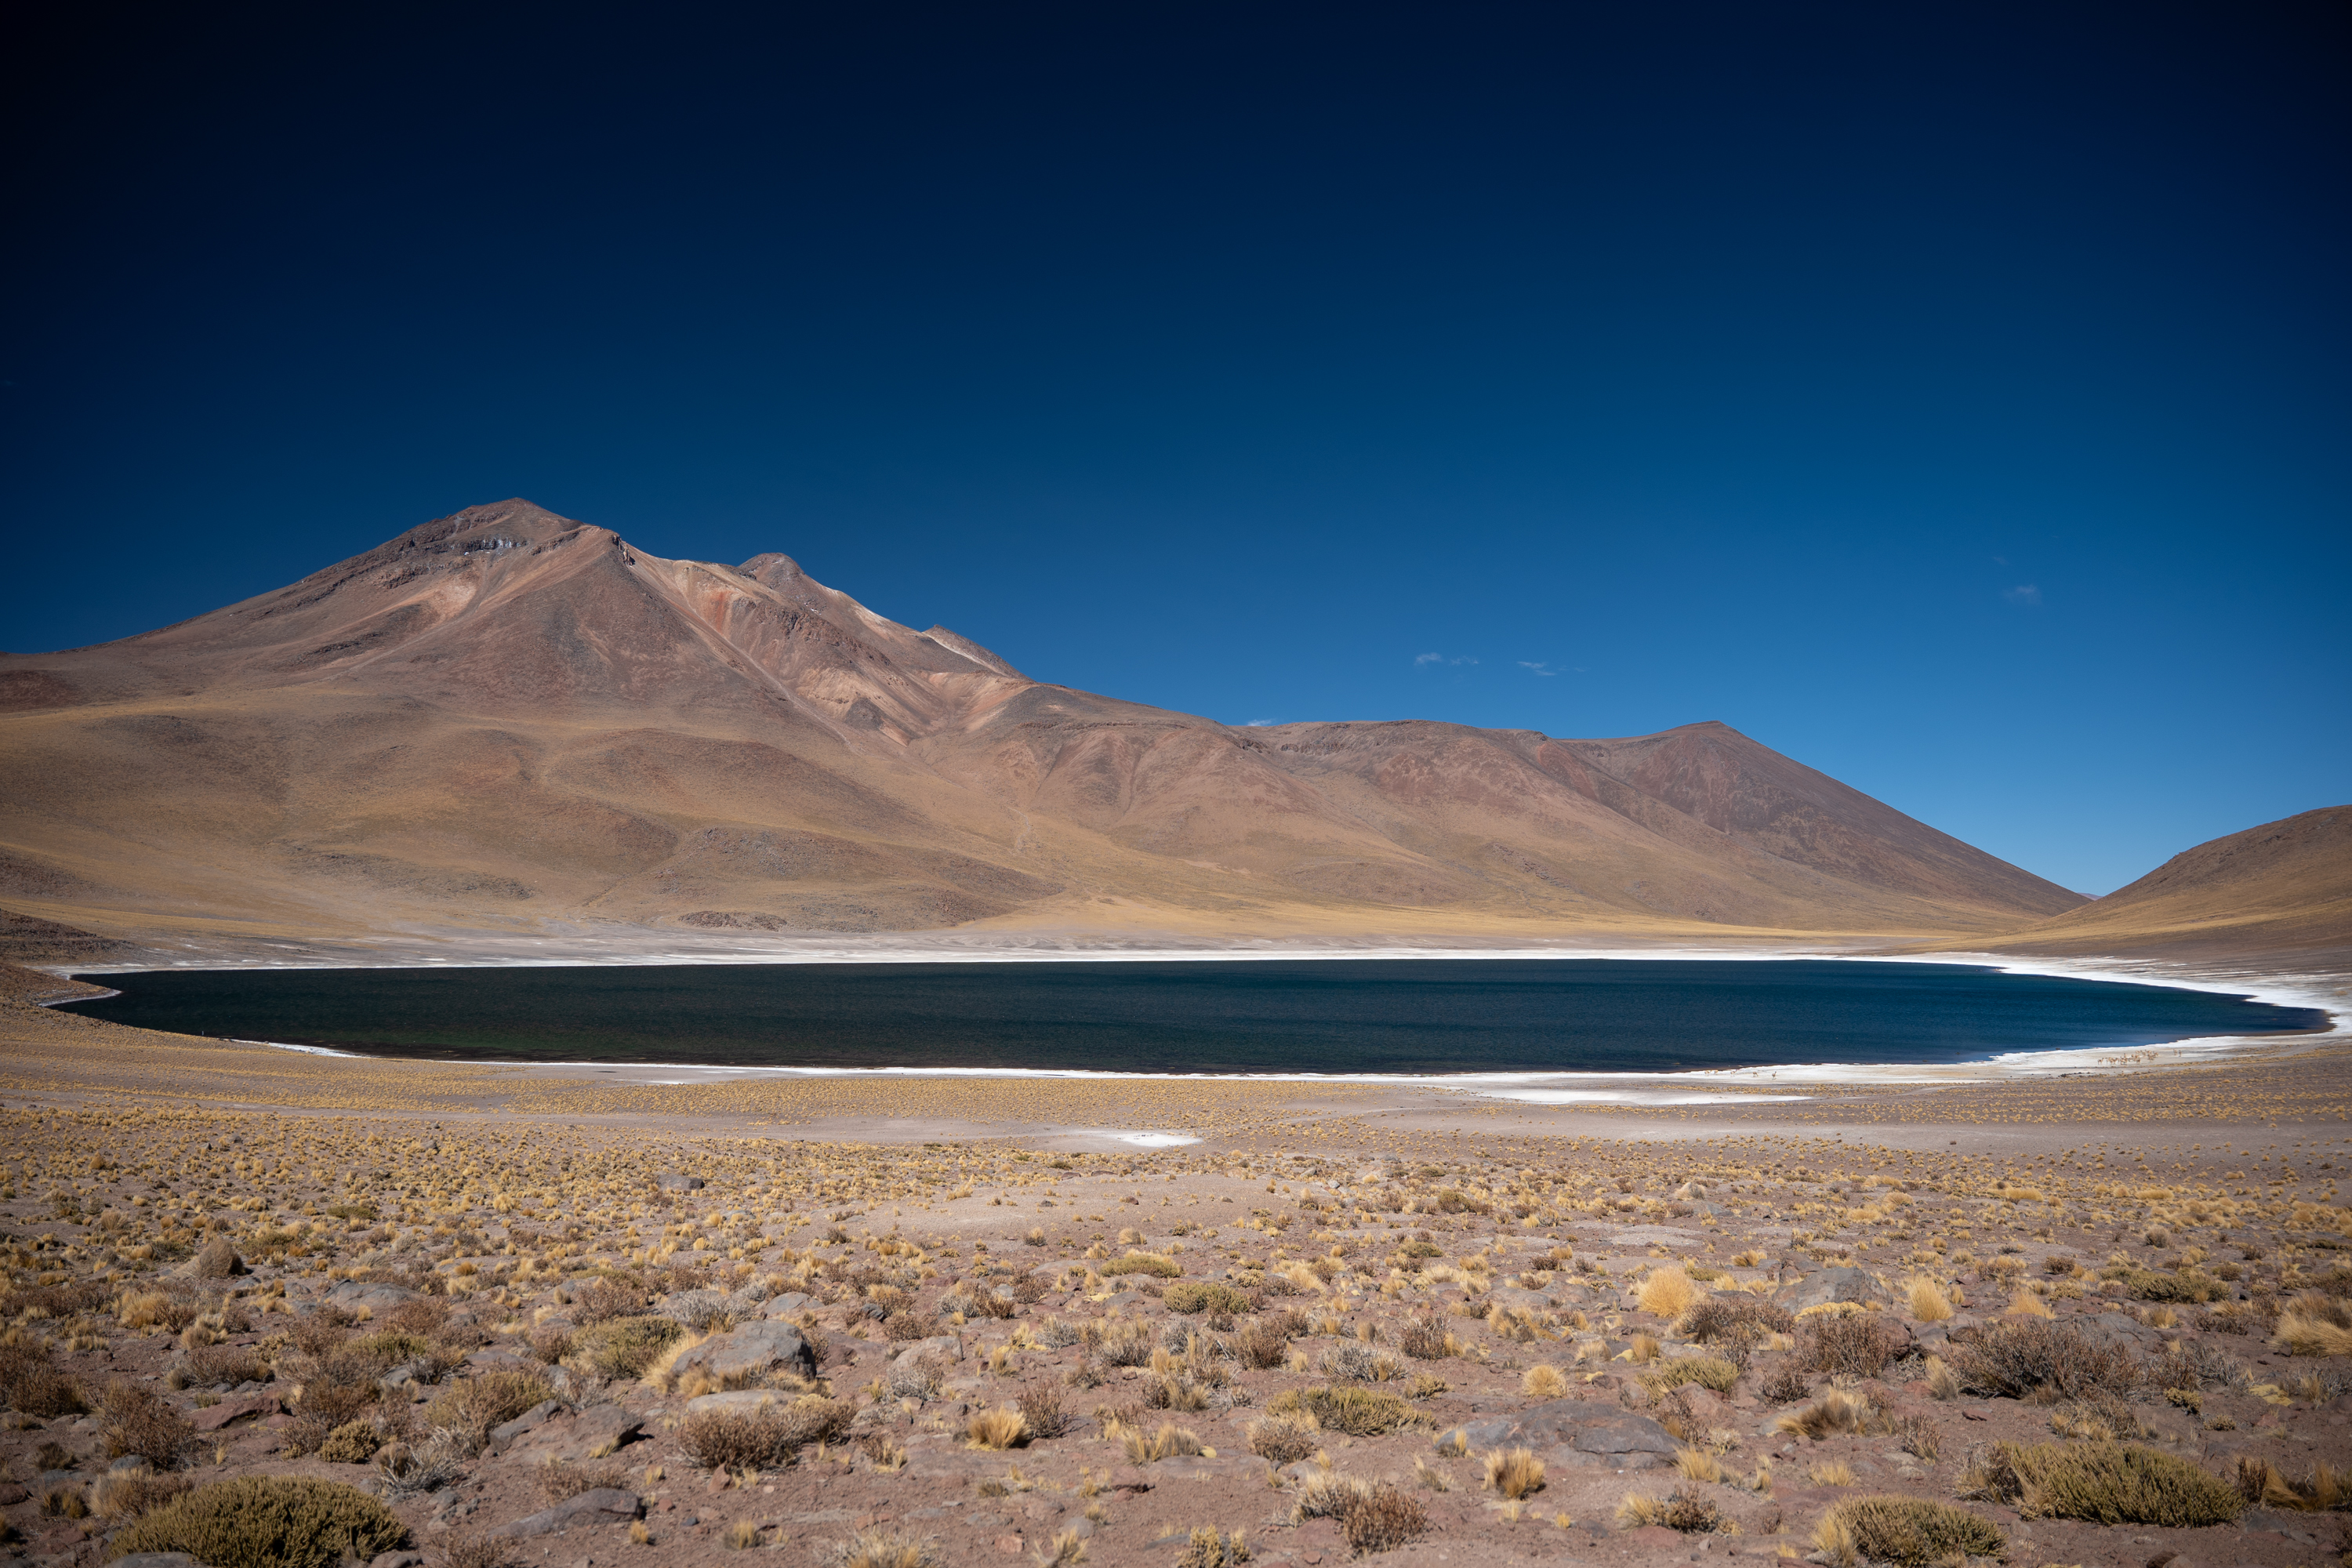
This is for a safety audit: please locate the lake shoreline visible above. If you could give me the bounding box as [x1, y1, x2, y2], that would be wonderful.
[53, 947, 2342, 1097]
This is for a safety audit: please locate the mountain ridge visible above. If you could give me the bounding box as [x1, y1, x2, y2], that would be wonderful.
[0, 499, 2092, 949]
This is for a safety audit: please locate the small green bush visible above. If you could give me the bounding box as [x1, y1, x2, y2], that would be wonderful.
[565, 1315, 682, 1377]
[112, 1476, 407, 1568]
[1823, 1497, 2005, 1566]
[1969, 1441, 2244, 1526]
[1096, 1253, 1182, 1279]
[318, 1420, 382, 1464]
[1163, 1282, 1252, 1316]
[1268, 1385, 1418, 1436]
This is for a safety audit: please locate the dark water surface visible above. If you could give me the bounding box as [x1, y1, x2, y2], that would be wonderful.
[60, 960, 2323, 1076]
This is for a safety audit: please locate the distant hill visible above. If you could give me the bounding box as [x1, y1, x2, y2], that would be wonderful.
[0, 499, 2088, 949]
[1936, 807, 2352, 970]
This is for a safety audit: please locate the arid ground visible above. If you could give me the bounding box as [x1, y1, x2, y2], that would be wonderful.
[2, 960, 2351, 1568]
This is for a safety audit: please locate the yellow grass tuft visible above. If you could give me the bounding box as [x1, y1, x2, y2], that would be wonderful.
[966, 1407, 1028, 1450]
[1483, 1446, 1544, 1500]
[1901, 1277, 1952, 1322]
[2272, 1312, 2352, 1358]
[1519, 1364, 1566, 1399]
[1674, 1448, 1724, 1483]
[1635, 1268, 1697, 1319]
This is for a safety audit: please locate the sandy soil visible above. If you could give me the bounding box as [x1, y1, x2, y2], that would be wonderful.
[4, 970, 2352, 1568]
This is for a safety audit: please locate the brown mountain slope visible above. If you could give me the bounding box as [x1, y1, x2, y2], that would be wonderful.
[1930, 807, 2352, 968]
[0, 499, 2087, 949]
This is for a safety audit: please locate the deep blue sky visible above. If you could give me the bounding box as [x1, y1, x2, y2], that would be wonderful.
[4, 2, 2346, 896]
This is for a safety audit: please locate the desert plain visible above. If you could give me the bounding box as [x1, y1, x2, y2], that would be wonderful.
[1, 949, 2350, 1568]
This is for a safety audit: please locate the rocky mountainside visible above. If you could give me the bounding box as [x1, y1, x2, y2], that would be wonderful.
[0, 499, 2088, 946]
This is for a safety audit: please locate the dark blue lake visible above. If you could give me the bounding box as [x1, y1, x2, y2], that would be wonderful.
[59, 959, 2325, 1075]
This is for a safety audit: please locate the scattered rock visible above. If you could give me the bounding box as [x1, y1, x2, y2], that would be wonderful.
[665, 1320, 817, 1384]
[491, 1488, 644, 1537]
[1435, 1399, 1679, 1468]
[189, 1394, 279, 1432]
[1775, 1266, 1885, 1312]
[656, 1174, 705, 1192]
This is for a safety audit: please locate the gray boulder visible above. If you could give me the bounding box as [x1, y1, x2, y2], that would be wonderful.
[662, 1319, 816, 1384]
[1773, 1267, 1885, 1313]
[1434, 1399, 1679, 1469]
[491, 1487, 643, 1537]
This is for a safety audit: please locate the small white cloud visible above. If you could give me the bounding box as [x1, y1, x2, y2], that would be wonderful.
[1518, 661, 1557, 677]
[1244, 718, 1283, 728]
[2002, 583, 2042, 608]
[1414, 652, 1477, 667]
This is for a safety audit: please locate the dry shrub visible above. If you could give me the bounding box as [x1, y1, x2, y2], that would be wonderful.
[1268, 1385, 1418, 1436]
[2107, 1268, 2227, 1304]
[571, 1278, 648, 1325]
[0, 1341, 84, 1417]
[318, 1421, 382, 1464]
[89, 1469, 192, 1519]
[1098, 1252, 1181, 1279]
[1397, 1316, 1456, 1361]
[887, 1356, 945, 1401]
[967, 1406, 1028, 1450]
[1174, 1525, 1247, 1568]
[528, 1326, 574, 1364]
[1520, 1363, 1567, 1399]
[1119, 1422, 1206, 1463]
[566, 1315, 684, 1378]
[1799, 1312, 1910, 1378]
[2148, 1339, 2244, 1392]
[1246, 1412, 1319, 1465]
[1089, 1319, 1156, 1368]
[1759, 1362, 1812, 1404]
[1678, 1297, 1795, 1348]
[1483, 1446, 1544, 1499]
[1294, 1474, 1427, 1555]
[1817, 1496, 2003, 1567]
[1773, 1388, 1885, 1441]
[423, 1369, 553, 1449]
[98, 1379, 198, 1468]
[166, 1342, 267, 1391]
[677, 1396, 855, 1468]
[1642, 1356, 1740, 1396]
[113, 1476, 408, 1568]
[2232, 1455, 2347, 1511]
[1235, 1314, 1300, 1370]
[826, 1528, 938, 1568]
[535, 1462, 628, 1503]
[1164, 1283, 1252, 1316]
[1635, 1268, 1697, 1319]
[1963, 1441, 2243, 1526]
[1946, 1318, 2142, 1401]
[1614, 1488, 1727, 1533]
[444, 1534, 519, 1568]
[1015, 1382, 1071, 1440]
[2272, 1313, 2352, 1358]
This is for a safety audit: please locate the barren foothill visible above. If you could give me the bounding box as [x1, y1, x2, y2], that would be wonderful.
[2, 966, 2351, 1568]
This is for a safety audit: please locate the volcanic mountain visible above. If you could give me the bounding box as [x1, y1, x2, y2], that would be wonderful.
[1940, 807, 2352, 970]
[0, 499, 2089, 951]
